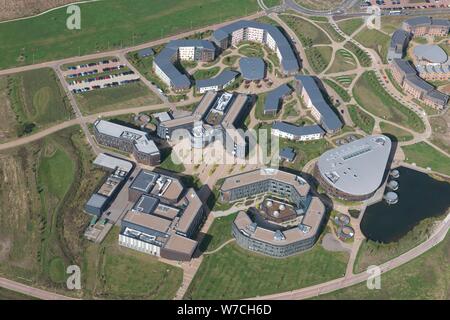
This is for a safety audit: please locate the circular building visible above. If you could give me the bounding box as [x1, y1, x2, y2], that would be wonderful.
[337, 225, 355, 241]
[384, 191, 399, 205]
[413, 45, 448, 64]
[239, 57, 266, 81]
[387, 180, 399, 191]
[315, 135, 392, 201]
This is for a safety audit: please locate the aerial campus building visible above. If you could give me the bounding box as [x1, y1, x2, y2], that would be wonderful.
[212, 20, 299, 76]
[195, 70, 240, 93]
[263, 84, 293, 116]
[220, 168, 326, 257]
[387, 29, 410, 62]
[391, 59, 449, 109]
[93, 119, 161, 165]
[85, 154, 134, 217]
[402, 17, 450, 37]
[239, 57, 266, 81]
[153, 40, 216, 91]
[295, 75, 343, 134]
[315, 135, 392, 201]
[272, 121, 325, 141]
[119, 169, 205, 261]
[156, 90, 251, 159]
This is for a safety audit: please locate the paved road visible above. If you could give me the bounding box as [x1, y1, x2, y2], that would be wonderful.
[0, 277, 77, 300]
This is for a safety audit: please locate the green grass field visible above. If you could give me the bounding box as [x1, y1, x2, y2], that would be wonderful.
[354, 28, 390, 64]
[379, 122, 413, 142]
[344, 41, 372, 67]
[353, 71, 425, 133]
[75, 82, 161, 115]
[323, 79, 351, 102]
[347, 105, 374, 135]
[326, 49, 357, 74]
[280, 15, 331, 46]
[185, 241, 349, 299]
[3, 68, 72, 137]
[0, 0, 260, 70]
[318, 233, 450, 300]
[337, 18, 364, 36]
[0, 287, 38, 300]
[316, 22, 345, 42]
[402, 142, 450, 176]
[333, 74, 356, 88]
[192, 67, 221, 80]
[305, 46, 333, 74]
[199, 213, 238, 253]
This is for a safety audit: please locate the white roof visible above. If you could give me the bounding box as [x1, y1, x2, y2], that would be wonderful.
[95, 120, 159, 155]
[413, 45, 448, 64]
[93, 153, 133, 172]
[317, 135, 392, 196]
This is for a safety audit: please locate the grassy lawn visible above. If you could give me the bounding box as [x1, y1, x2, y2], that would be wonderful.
[2, 68, 72, 138]
[429, 116, 450, 155]
[280, 15, 331, 46]
[185, 241, 349, 299]
[326, 49, 357, 74]
[379, 122, 413, 142]
[354, 28, 390, 63]
[353, 71, 425, 133]
[192, 67, 221, 80]
[402, 142, 450, 176]
[337, 18, 364, 36]
[222, 55, 240, 66]
[0, 0, 260, 70]
[238, 43, 265, 58]
[126, 52, 169, 93]
[294, 0, 343, 10]
[261, 0, 282, 7]
[323, 79, 351, 103]
[316, 22, 345, 42]
[199, 213, 238, 253]
[282, 100, 300, 119]
[0, 76, 20, 142]
[333, 74, 356, 88]
[347, 105, 374, 135]
[344, 41, 372, 67]
[75, 82, 161, 115]
[89, 228, 182, 299]
[278, 137, 333, 170]
[305, 46, 333, 74]
[159, 151, 186, 173]
[0, 126, 103, 296]
[318, 233, 450, 300]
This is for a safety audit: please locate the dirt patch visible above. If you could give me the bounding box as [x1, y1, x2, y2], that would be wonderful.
[430, 109, 450, 154]
[0, 0, 80, 21]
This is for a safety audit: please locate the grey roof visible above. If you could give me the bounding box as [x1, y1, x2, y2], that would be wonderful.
[295, 76, 342, 132]
[138, 47, 155, 57]
[94, 120, 160, 155]
[86, 194, 109, 209]
[272, 121, 325, 137]
[279, 147, 296, 162]
[413, 45, 448, 64]
[153, 39, 216, 89]
[405, 74, 434, 92]
[239, 57, 265, 80]
[154, 47, 191, 89]
[317, 135, 392, 196]
[93, 153, 133, 173]
[389, 29, 410, 54]
[392, 58, 416, 75]
[404, 16, 449, 28]
[133, 194, 160, 214]
[195, 70, 240, 89]
[264, 84, 293, 112]
[212, 20, 299, 74]
[425, 90, 449, 105]
[130, 169, 159, 193]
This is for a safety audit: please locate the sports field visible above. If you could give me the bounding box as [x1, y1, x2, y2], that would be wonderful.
[0, 0, 260, 70]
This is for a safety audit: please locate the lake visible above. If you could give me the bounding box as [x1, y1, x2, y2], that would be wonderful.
[360, 166, 450, 243]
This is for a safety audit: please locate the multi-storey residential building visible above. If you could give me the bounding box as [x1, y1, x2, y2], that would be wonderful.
[212, 20, 299, 76]
[315, 135, 392, 201]
[153, 40, 216, 91]
[220, 168, 326, 258]
[387, 29, 410, 62]
[295, 75, 342, 134]
[195, 70, 240, 93]
[403, 17, 450, 37]
[272, 122, 325, 141]
[93, 120, 161, 166]
[119, 169, 205, 261]
[263, 84, 293, 115]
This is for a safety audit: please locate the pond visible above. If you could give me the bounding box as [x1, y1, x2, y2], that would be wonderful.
[360, 166, 450, 243]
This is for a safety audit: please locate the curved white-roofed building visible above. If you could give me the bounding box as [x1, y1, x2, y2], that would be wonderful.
[413, 45, 448, 64]
[315, 135, 392, 201]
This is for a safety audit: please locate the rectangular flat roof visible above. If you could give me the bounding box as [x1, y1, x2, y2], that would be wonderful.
[133, 194, 159, 214]
[272, 121, 325, 136]
[163, 233, 198, 255]
[123, 210, 171, 234]
[129, 169, 159, 193]
[93, 153, 133, 173]
[196, 70, 240, 88]
[176, 189, 203, 234]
